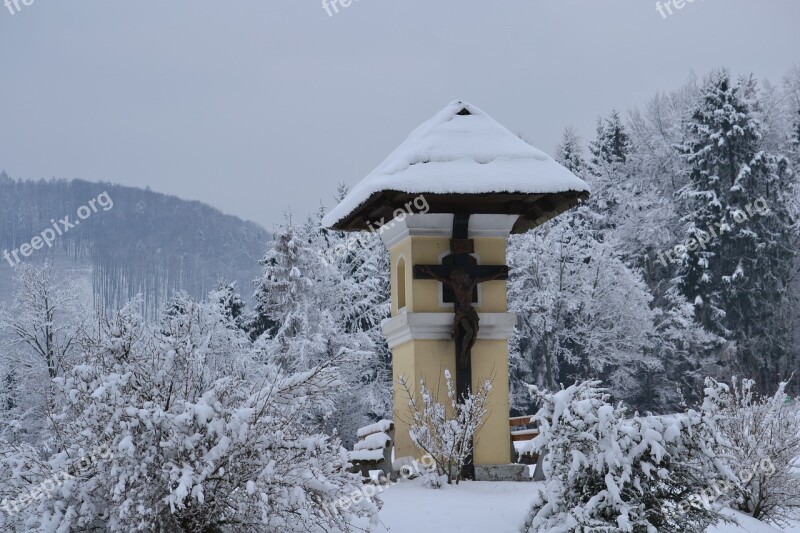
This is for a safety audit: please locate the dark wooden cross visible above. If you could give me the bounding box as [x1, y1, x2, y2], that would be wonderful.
[412, 213, 509, 478]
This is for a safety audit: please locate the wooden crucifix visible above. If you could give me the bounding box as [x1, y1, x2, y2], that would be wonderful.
[413, 213, 509, 478]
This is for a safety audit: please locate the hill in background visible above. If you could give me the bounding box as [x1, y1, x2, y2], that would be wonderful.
[0, 172, 270, 319]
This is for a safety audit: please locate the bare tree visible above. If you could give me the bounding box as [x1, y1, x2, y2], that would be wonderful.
[399, 370, 491, 485]
[0, 263, 86, 444]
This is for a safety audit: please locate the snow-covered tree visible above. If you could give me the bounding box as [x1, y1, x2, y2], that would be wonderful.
[314, 192, 392, 425]
[0, 263, 87, 446]
[588, 111, 633, 220]
[508, 212, 660, 409]
[209, 280, 247, 332]
[398, 371, 491, 485]
[249, 210, 390, 444]
[647, 286, 719, 408]
[522, 380, 731, 533]
[794, 108, 800, 148]
[591, 110, 632, 171]
[250, 215, 346, 372]
[675, 70, 798, 392]
[157, 290, 252, 381]
[0, 297, 378, 532]
[621, 79, 699, 267]
[555, 127, 588, 177]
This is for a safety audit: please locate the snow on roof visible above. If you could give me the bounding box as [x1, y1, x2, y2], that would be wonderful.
[321, 100, 590, 228]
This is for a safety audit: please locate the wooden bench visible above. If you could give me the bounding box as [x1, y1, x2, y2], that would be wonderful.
[510, 415, 539, 465]
[348, 419, 395, 481]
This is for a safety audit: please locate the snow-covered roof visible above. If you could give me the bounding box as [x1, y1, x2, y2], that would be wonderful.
[322, 100, 590, 230]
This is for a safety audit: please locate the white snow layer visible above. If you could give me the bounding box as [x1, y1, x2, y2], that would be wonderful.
[357, 419, 394, 439]
[350, 479, 789, 533]
[354, 432, 392, 451]
[348, 449, 386, 462]
[321, 100, 590, 228]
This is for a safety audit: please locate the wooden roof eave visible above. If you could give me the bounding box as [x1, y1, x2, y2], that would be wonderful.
[329, 190, 590, 234]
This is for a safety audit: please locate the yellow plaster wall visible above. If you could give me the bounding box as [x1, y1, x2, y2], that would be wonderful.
[388, 233, 513, 465]
[391, 337, 511, 465]
[391, 339, 456, 460]
[471, 340, 512, 465]
[389, 236, 509, 316]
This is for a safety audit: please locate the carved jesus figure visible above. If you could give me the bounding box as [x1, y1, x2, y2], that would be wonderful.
[416, 265, 507, 367]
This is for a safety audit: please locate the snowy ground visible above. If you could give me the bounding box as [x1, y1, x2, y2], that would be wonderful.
[369, 479, 538, 532]
[358, 478, 796, 533]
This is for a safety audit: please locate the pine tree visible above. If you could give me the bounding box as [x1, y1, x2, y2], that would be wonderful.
[794, 108, 800, 147]
[590, 110, 631, 172]
[587, 111, 634, 228]
[554, 127, 587, 177]
[676, 70, 798, 391]
[248, 213, 312, 344]
[250, 216, 336, 372]
[209, 280, 247, 331]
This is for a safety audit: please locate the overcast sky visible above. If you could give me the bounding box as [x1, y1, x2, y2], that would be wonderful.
[1, 1, 798, 230]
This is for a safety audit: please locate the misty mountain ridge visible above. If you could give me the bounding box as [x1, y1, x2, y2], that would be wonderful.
[0, 172, 270, 318]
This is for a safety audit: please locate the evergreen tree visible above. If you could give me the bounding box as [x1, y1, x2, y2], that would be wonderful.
[587, 111, 634, 230]
[247, 214, 309, 343]
[210, 280, 247, 331]
[590, 110, 631, 173]
[160, 290, 192, 335]
[554, 127, 587, 177]
[250, 216, 337, 372]
[676, 70, 798, 391]
[794, 109, 800, 147]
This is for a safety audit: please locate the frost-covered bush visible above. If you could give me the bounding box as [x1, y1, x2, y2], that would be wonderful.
[522, 380, 729, 533]
[0, 298, 378, 532]
[399, 370, 491, 485]
[710, 377, 800, 526]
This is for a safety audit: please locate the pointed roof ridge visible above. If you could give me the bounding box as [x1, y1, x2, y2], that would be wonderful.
[322, 101, 589, 230]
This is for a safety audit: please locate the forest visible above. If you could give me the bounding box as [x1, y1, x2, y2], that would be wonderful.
[0, 177, 269, 319]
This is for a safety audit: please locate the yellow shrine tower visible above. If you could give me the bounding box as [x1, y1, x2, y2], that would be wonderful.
[322, 101, 589, 479]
